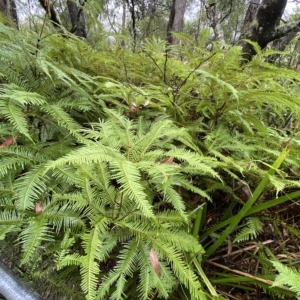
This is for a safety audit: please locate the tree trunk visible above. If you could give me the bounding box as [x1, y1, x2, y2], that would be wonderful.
[0, 0, 19, 28]
[38, 0, 62, 28]
[240, 0, 288, 62]
[122, 0, 126, 30]
[267, 31, 297, 63]
[167, 0, 187, 45]
[240, 0, 260, 40]
[126, 0, 137, 49]
[205, 3, 225, 42]
[67, 0, 87, 38]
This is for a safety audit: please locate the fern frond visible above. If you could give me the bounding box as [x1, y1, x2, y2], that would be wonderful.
[0, 208, 23, 240]
[111, 160, 154, 218]
[43, 203, 85, 232]
[137, 242, 176, 299]
[96, 271, 120, 299]
[14, 165, 48, 210]
[166, 148, 220, 178]
[233, 217, 263, 243]
[41, 104, 82, 138]
[57, 253, 83, 268]
[0, 224, 18, 240]
[160, 181, 188, 220]
[0, 92, 31, 140]
[174, 176, 211, 199]
[80, 226, 103, 300]
[154, 240, 204, 299]
[0, 209, 22, 225]
[19, 216, 54, 265]
[0, 146, 47, 178]
[45, 143, 123, 168]
[138, 264, 153, 300]
[272, 261, 300, 296]
[111, 240, 139, 299]
[157, 230, 204, 254]
[131, 119, 174, 161]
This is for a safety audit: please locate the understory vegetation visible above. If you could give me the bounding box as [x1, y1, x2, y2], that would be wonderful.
[1, 22, 300, 300]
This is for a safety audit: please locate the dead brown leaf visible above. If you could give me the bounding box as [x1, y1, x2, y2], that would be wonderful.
[160, 157, 174, 164]
[149, 249, 160, 277]
[35, 203, 43, 214]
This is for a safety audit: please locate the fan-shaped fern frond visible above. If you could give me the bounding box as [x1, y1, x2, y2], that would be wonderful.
[233, 217, 263, 243]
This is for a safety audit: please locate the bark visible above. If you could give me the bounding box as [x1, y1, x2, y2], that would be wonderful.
[203, 1, 236, 44]
[296, 45, 300, 72]
[143, 0, 157, 38]
[267, 30, 297, 63]
[0, 0, 19, 28]
[240, 0, 260, 39]
[240, 0, 288, 62]
[122, 0, 126, 30]
[38, 0, 62, 28]
[126, 0, 137, 49]
[213, 20, 225, 43]
[205, 3, 225, 42]
[167, 0, 187, 45]
[67, 0, 87, 38]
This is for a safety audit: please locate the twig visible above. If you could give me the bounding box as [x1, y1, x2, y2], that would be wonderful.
[207, 239, 274, 262]
[178, 52, 216, 89]
[207, 260, 291, 292]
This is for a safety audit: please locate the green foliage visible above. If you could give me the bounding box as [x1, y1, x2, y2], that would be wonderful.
[272, 261, 300, 296]
[2, 109, 216, 299]
[1, 21, 300, 300]
[233, 217, 263, 243]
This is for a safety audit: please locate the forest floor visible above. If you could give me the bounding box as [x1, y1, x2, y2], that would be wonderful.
[203, 199, 300, 300]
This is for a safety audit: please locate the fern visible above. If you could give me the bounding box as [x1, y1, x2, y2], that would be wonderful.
[233, 217, 263, 243]
[14, 165, 49, 210]
[272, 261, 300, 296]
[18, 216, 54, 265]
[1, 108, 216, 299]
[2, 20, 300, 300]
[45, 113, 212, 299]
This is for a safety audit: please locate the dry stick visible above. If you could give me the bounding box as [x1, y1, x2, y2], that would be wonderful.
[207, 239, 274, 262]
[217, 290, 241, 300]
[207, 260, 291, 292]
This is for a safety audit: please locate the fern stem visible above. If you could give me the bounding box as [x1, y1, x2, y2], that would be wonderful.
[116, 191, 124, 219]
